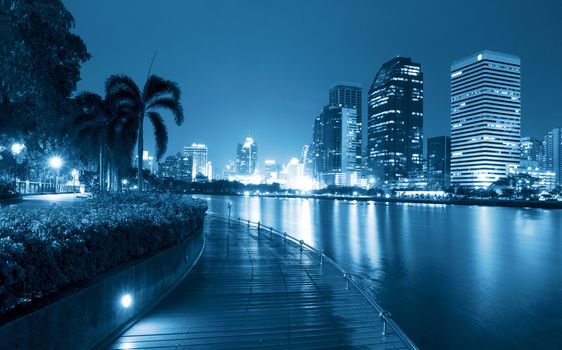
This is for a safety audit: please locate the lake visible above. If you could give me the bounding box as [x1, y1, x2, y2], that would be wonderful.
[194, 194, 562, 349]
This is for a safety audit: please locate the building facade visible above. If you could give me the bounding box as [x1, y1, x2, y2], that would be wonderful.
[450, 51, 521, 188]
[367, 57, 424, 188]
[544, 127, 562, 186]
[329, 84, 363, 172]
[315, 105, 360, 186]
[427, 136, 451, 189]
[520, 136, 543, 169]
[184, 144, 208, 181]
[236, 137, 258, 175]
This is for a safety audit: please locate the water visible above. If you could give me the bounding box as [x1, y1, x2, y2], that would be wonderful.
[194, 194, 562, 349]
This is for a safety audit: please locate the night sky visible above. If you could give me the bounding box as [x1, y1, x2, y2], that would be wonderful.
[64, 0, 562, 172]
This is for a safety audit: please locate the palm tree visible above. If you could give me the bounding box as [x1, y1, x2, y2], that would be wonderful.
[74, 92, 138, 192]
[74, 92, 111, 192]
[105, 75, 184, 191]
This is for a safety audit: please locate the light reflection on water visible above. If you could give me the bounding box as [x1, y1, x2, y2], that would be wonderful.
[197, 194, 562, 350]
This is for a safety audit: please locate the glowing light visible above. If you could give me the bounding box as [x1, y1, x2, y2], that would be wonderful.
[244, 191, 250, 196]
[120, 294, 132, 308]
[11, 143, 25, 155]
[49, 156, 63, 169]
[477, 53, 483, 61]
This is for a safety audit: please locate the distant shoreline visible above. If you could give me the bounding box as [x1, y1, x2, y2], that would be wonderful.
[192, 192, 562, 209]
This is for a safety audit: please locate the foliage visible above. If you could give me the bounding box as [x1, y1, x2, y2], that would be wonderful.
[0, 0, 90, 180]
[0, 194, 207, 315]
[105, 75, 184, 190]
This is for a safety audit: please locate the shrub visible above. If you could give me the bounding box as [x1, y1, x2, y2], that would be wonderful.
[0, 193, 207, 316]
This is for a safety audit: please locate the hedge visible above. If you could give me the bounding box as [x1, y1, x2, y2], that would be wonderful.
[0, 193, 207, 316]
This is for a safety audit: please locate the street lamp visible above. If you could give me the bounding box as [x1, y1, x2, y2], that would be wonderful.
[49, 156, 63, 193]
[11, 143, 25, 155]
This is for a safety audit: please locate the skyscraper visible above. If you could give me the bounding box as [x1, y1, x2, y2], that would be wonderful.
[236, 137, 258, 175]
[427, 136, 451, 189]
[367, 57, 423, 187]
[329, 84, 362, 171]
[544, 128, 562, 186]
[316, 105, 360, 186]
[520, 136, 543, 169]
[184, 144, 208, 181]
[450, 51, 521, 188]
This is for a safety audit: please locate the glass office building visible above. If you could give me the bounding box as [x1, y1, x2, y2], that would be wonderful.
[367, 57, 423, 187]
[450, 50, 521, 188]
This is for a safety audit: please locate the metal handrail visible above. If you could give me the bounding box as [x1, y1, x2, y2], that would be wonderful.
[208, 212, 419, 350]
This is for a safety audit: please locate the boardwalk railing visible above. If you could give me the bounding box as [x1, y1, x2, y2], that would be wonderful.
[209, 213, 419, 350]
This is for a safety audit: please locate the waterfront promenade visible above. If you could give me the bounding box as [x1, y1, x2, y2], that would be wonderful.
[109, 216, 415, 349]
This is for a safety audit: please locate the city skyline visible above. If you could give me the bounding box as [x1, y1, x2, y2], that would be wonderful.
[64, 0, 562, 170]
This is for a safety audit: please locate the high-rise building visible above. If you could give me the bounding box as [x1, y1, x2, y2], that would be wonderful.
[159, 154, 180, 179]
[427, 136, 451, 189]
[311, 116, 323, 180]
[544, 128, 562, 186]
[329, 84, 363, 172]
[450, 51, 521, 188]
[237, 137, 258, 175]
[367, 57, 423, 187]
[520, 136, 543, 169]
[316, 105, 360, 186]
[184, 144, 208, 181]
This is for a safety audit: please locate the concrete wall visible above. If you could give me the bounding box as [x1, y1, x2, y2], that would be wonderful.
[0, 227, 205, 350]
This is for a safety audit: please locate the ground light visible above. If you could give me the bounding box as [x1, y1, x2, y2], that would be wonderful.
[11, 143, 25, 155]
[120, 294, 132, 308]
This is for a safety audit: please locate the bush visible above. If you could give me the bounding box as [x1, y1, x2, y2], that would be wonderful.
[0, 193, 207, 315]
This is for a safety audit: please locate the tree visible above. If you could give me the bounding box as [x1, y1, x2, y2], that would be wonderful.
[0, 0, 90, 143]
[105, 75, 184, 191]
[74, 92, 137, 192]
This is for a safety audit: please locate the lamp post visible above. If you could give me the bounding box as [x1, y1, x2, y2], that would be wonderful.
[49, 156, 63, 193]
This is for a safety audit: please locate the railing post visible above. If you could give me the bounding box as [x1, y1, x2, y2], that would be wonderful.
[270, 226, 273, 238]
[320, 249, 324, 265]
[379, 311, 392, 335]
[283, 232, 287, 242]
[344, 272, 351, 290]
[299, 239, 304, 251]
[257, 221, 261, 232]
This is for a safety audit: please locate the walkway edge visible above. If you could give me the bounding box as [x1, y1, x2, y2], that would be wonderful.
[94, 231, 207, 349]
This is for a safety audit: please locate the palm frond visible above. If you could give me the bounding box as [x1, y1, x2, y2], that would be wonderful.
[143, 75, 180, 103]
[105, 74, 142, 104]
[146, 97, 184, 125]
[147, 111, 168, 160]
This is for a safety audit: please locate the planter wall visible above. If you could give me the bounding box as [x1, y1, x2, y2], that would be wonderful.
[0, 227, 205, 349]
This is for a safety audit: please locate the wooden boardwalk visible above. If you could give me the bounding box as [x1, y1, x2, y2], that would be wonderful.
[109, 216, 414, 349]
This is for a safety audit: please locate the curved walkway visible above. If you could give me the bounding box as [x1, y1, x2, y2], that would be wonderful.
[110, 216, 414, 349]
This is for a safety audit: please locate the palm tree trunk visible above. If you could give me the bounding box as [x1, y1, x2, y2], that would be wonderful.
[137, 111, 144, 192]
[99, 144, 104, 192]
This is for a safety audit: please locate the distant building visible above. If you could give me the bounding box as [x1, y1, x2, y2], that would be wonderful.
[520, 136, 543, 169]
[544, 127, 562, 186]
[184, 144, 208, 181]
[450, 51, 521, 188]
[427, 136, 451, 189]
[159, 154, 180, 179]
[301, 145, 313, 177]
[141, 150, 155, 173]
[236, 137, 258, 175]
[329, 83, 363, 173]
[264, 160, 281, 183]
[315, 105, 361, 186]
[367, 57, 424, 188]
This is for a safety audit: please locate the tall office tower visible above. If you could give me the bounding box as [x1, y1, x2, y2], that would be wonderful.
[311, 116, 324, 180]
[367, 57, 423, 187]
[427, 136, 451, 189]
[450, 51, 521, 188]
[520, 136, 543, 168]
[544, 128, 562, 186]
[329, 84, 363, 172]
[184, 144, 208, 181]
[236, 137, 258, 175]
[316, 105, 360, 186]
[301, 145, 314, 177]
